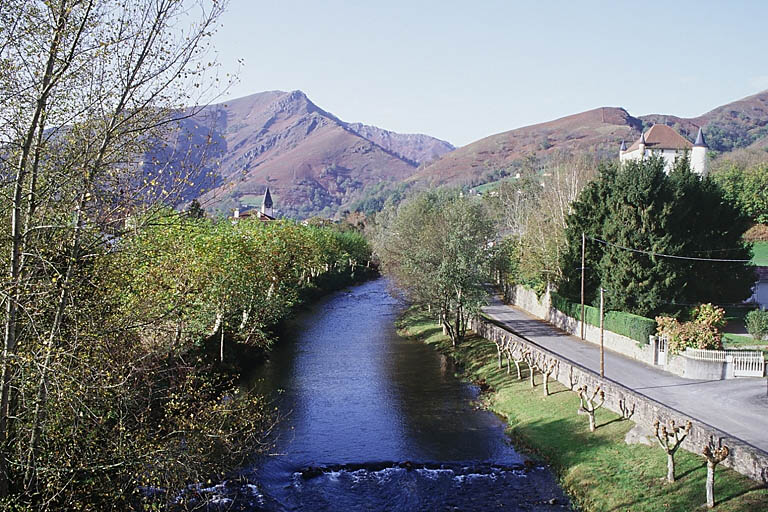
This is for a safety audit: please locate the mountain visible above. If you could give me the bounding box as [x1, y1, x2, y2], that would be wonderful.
[410, 107, 642, 186]
[640, 89, 768, 152]
[413, 90, 768, 187]
[152, 90, 454, 218]
[345, 122, 455, 165]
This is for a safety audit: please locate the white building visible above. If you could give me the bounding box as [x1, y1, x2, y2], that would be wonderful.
[751, 267, 768, 311]
[620, 125, 708, 176]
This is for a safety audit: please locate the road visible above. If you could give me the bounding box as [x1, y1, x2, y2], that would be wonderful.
[482, 294, 768, 453]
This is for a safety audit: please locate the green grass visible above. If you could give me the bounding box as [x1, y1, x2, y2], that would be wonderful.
[397, 307, 768, 512]
[723, 332, 765, 348]
[753, 241, 768, 266]
[473, 177, 515, 194]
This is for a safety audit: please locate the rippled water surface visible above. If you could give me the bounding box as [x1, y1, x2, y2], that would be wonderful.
[219, 279, 570, 511]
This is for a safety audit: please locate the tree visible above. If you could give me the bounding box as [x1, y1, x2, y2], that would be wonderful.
[0, 0, 229, 504]
[653, 418, 692, 483]
[374, 190, 494, 345]
[712, 162, 768, 224]
[489, 153, 597, 292]
[559, 156, 754, 318]
[577, 384, 605, 432]
[702, 439, 730, 508]
[187, 198, 206, 219]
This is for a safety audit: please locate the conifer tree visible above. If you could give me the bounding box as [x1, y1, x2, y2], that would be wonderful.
[559, 156, 754, 317]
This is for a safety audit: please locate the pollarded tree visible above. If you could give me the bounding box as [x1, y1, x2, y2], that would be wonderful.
[374, 189, 495, 345]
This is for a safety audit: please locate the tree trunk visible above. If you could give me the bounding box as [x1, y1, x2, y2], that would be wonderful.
[496, 343, 502, 369]
[588, 412, 596, 432]
[706, 462, 715, 508]
[220, 323, 225, 363]
[544, 373, 550, 396]
[514, 360, 522, 380]
[667, 453, 675, 483]
[529, 364, 535, 387]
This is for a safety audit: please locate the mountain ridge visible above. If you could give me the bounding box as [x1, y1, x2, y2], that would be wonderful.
[413, 90, 768, 186]
[157, 90, 454, 218]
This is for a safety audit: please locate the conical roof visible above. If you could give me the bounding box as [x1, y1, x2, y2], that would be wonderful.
[620, 140, 627, 151]
[263, 187, 273, 209]
[694, 127, 707, 147]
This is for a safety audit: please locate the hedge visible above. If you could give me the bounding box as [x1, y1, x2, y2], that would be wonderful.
[551, 292, 656, 345]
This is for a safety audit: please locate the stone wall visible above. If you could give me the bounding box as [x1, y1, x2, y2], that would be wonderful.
[471, 315, 768, 484]
[505, 284, 681, 373]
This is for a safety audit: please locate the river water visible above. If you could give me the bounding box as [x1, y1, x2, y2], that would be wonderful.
[209, 278, 570, 511]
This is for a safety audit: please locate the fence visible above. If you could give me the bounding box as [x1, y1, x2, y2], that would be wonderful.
[684, 348, 765, 378]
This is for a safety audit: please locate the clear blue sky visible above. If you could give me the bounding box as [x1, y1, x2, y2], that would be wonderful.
[209, 0, 768, 147]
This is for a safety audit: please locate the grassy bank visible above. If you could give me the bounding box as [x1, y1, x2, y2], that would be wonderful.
[397, 307, 768, 512]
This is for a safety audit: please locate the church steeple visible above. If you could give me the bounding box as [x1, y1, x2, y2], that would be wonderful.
[261, 187, 274, 217]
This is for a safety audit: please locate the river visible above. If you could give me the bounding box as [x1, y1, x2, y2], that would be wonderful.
[207, 278, 570, 511]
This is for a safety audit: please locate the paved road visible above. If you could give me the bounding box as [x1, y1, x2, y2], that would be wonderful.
[482, 294, 768, 453]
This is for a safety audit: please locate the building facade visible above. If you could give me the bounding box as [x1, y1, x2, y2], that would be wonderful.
[620, 125, 708, 176]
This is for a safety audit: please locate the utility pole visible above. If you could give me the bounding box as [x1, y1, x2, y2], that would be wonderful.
[580, 232, 586, 340]
[600, 287, 605, 378]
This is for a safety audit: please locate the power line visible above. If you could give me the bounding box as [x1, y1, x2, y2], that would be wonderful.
[587, 236, 752, 263]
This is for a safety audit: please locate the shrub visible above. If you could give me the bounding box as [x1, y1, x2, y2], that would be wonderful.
[604, 311, 657, 346]
[745, 309, 768, 341]
[550, 292, 656, 344]
[656, 304, 726, 354]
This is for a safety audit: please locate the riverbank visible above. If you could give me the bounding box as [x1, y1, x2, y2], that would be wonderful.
[397, 307, 768, 512]
[204, 267, 379, 372]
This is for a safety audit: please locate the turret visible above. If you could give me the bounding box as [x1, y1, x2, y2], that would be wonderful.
[638, 131, 646, 159]
[691, 127, 708, 176]
[619, 140, 627, 161]
[261, 187, 274, 217]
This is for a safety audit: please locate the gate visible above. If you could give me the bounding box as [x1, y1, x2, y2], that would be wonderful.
[655, 335, 667, 366]
[733, 353, 765, 378]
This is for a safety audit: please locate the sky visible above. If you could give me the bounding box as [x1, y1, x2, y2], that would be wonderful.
[208, 0, 768, 147]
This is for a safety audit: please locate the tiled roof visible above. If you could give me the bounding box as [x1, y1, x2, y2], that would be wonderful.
[626, 124, 693, 152]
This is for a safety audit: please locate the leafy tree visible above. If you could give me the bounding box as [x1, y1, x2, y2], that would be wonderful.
[712, 163, 768, 224]
[559, 156, 754, 317]
[374, 190, 494, 345]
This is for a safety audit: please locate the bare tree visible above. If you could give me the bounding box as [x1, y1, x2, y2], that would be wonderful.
[577, 384, 605, 432]
[653, 419, 692, 483]
[523, 348, 537, 387]
[702, 438, 730, 508]
[538, 355, 559, 396]
[618, 398, 635, 420]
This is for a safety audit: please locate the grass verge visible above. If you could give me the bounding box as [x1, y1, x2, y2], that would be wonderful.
[752, 241, 768, 266]
[396, 306, 768, 512]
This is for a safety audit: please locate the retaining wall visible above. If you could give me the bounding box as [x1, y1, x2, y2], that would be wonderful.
[471, 315, 768, 484]
[505, 284, 681, 373]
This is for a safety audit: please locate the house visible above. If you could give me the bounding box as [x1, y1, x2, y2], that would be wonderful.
[750, 266, 768, 310]
[620, 125, 708, 176]
[231, 187, 276, 222]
